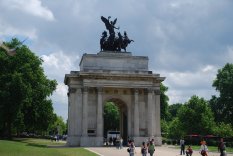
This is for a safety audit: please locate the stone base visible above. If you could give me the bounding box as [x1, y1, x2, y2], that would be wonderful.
[80, 136, 104, 147]
[154, 136, 162, 146]
[132, 136, 162, 146]
[67, 136, 104, 147]
[132, 137, 149, 146]
[66, 135, 81, 146]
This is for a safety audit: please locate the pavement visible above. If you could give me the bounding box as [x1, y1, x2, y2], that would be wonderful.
[86, 145, 233, 156]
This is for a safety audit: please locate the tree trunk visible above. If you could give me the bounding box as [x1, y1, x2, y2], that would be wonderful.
[6, 119, 12, 139]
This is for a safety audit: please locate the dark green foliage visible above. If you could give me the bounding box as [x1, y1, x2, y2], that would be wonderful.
[160, 83, 169, 120]
[0, 38, 57, 137]
[209, 96, 222, 123]
[161, 119, 169, 138]
[167, 103, 183, 121]
[212, 122, 233, 137]
[168, 96, 215, 139]
[211, 63, 233, 125]
[168, 117, 184, 139]
[178, 95, 215, 135]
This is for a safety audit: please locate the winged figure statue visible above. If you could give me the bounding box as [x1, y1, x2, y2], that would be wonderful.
[101, 16, 119, 35]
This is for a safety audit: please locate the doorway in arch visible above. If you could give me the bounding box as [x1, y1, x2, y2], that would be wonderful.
[104, 98, 128, 146]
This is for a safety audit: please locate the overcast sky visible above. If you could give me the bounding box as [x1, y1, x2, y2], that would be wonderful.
[1, 0, 233, 121]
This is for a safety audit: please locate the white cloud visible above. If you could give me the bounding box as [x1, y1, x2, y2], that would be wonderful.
[202, 65, 214, 73]
[41, 51, 79, 81]
[156, 64, 218, 104]
[2, 0, 54, 21]
[167, 88, 217, 104]
[51, 83, 68, 105]
[50, 83, 68, 120]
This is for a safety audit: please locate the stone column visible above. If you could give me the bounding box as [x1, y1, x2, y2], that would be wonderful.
[67, 87, 78, 146]
[127, 104, 132, 136]
[147, 88, 153, 137]
[134, 89, 139, 136]
[82, 87, 88, 136]
[120, 111, 123, 136]
[154, 89, 162, 145]
[96, 87, 103, 137]
[67, 90, 71, 135]
[154, 89, 161, 137]
[68, 88, 76, 136]
[76, 88, 83, 136]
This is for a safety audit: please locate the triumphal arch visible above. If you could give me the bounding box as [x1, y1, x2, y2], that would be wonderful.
[64, 16, 165, 147]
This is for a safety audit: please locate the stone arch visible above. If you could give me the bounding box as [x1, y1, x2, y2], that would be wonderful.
[103, 95, 129, 110]
[65, 51, 165, 146]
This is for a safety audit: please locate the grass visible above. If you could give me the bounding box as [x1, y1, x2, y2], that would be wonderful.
[0, 138, 98, 156]
[174, 145, 233, 153]
[191, 145, 233, 153]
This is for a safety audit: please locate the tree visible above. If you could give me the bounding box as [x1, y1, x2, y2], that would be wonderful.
[211, 63, 233, 125]
[0, 38, 57, 137]
[103, 102, 120, 136]
[212, 122, 233, 138]
[161, 119, 169, 138]
[168, 117, 184, 139]
[209, 95, 223, 123]
[48, 115, 67, 135]
[160, 83, 169, 120]
[177, 95, 215, 135]
[0, 69, 27, 137]
[167, 103, 183, 121]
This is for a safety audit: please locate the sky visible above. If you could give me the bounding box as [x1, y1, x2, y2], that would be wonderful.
[1, 0, 233, 121]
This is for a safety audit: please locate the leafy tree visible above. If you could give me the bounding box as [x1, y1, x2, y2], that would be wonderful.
[213, 122, 233, 138]
[0, 38, 57, 137]
[161, 119, 169, 138]
[167, 103, 183, 121]
[0, 70, 27, 137]
[177, 95, 215, 135]
[211, 63, 233, 125]
[168, 117, 184, 139]
[103, 102, 120, 136]
[160, 83, 169, 120]
[209, 96, 223, 123]
[48, 115, 67, 135]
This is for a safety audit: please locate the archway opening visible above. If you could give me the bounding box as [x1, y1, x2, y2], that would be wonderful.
[103, 98, 127, 146]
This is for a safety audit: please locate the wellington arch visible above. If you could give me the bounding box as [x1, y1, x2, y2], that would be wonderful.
[64, 51, 165, 146]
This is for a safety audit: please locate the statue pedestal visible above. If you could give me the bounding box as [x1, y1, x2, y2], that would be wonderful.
[80, 51, 149, 74]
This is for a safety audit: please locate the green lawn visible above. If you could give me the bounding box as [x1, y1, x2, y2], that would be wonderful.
[174, 145, 233, 153]
[0, 138, 98, 156]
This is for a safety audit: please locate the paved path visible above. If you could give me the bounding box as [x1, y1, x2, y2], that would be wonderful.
[87, 146, 233, 156]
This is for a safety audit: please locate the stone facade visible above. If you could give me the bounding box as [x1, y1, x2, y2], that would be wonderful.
[64, 51, 165, 146]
